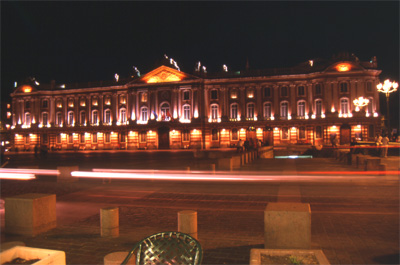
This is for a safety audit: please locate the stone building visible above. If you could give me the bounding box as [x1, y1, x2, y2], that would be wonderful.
[10, 53, 381, 151]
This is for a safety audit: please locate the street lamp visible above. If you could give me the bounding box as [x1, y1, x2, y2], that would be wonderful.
[377, 79, 398, 135]
[353, 97, 369, 112]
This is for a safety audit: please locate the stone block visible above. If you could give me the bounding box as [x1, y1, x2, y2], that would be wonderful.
[217, 158, 233, 171]
[178, 210, 198, 239]
[231, 156, 241, 169]
[101, 207, 119, 238]
[5, 193, 56, 236]
[356, 155, 366, 170]
[57, 166, 79, 182]
[264, 202, 311, 249]
[366, 158, 381, 171]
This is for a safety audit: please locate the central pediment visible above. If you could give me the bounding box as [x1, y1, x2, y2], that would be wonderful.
[141, 65, 188, 83]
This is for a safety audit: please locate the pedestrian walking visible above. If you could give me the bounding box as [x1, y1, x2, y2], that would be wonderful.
[381, 134, 389, 158]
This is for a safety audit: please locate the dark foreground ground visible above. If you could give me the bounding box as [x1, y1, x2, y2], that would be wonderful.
[1, 151, 399, 265]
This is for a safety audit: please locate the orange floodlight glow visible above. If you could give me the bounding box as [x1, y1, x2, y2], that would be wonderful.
[336, 63, 351, 72]
[22, 85, 32, 93]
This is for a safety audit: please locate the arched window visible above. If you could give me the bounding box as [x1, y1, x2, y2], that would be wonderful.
[141, 107, 148, 122]
[280, 101, 288, 118]
[104, 109, 111, 124]
[120, 108, 126, 123]
[56, 112, 62, 126]
[230, 103, 238, 119]
[367, 98, 373, 114]
[183, 105, 191, 120]
[80, 111, 86, 125]
[263, 102, 272, 119]
[67, 111, 74, 125]
[25, 112, 31, 126]
[340, 98, 349, 114]
[210, 104, 219, 120]
[247, 103, 255, 119]
[315, 99, 322, 116]
[160, 102, 170, 121]
[42, 112, 49, 125]
[92, 110, 98, 124]
[297, 100, 306, 118]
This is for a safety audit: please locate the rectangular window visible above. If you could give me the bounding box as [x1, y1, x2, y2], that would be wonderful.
[316, 126, 322, 139]
[281, 127, 289, 140]
[212, 129, 219, 141]
[231, 129, 239, 141]
[105, 132, 111, 143]
[42, 134, 48, 144]
[297, 86, 305, 96]
[68, 133, 73, 144]
[366, 82, 372, 92]
[299, 127, 306, 139]
[183, 91, 190, 100]
[231, 104, 238, 119]
[211, 90, 218, 100]
[297, 102, 305, 117]
[264, 87, 271, 97]
[281, 86, 288, 97]
[92, 133, 97, 143]
[141, 108, 148, 121]
[211, 105, 218, 120]
[57, 134, 62, 144]
[280, 102, 288, 118]
[42, 100, 48, 108]
[120, 132, 126, 143]
[264, 103, 271, 118]
[315, 84, 322, 95]
[368, 125, 374, 138]
[340, 83, 348, 93]
[80, 133, 85, 144]
[141, 92, 148, 102]
[182, 130, 190, 142]
[139, 132, 147, 143]
[25, 101, 30, 109]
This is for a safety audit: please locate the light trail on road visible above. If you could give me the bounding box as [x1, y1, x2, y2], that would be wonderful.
[70, 169, 389, 182]
[0, 173, 36, 180]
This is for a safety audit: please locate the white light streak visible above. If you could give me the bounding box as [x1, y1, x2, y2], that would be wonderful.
[0, 173, 36, 180]
[0, 168, 60, 176]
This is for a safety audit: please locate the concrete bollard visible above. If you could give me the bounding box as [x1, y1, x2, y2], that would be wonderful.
[264, 202, 311, 249]
[366, 158, 381, 171]
[241, 153, 245, 165]
[178, 210, 198, 239]
[100, 207, 119, 238]
[379, 164, 387, 176]
[211, 164, 216, 173]
[57, 166, 79, 182]
[5, 193, 56, 236]
[104, 252, 134, 265]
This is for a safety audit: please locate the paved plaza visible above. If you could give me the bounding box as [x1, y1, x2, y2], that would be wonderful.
[1, 151, 399, 265]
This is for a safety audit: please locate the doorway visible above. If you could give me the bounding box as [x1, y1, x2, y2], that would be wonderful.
[158, 126, 170, 149]
[340, 124, 351, 145]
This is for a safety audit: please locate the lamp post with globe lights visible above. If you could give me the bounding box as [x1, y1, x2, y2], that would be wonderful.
[377, 79, 398, 135]
[353, 97, 370, 112]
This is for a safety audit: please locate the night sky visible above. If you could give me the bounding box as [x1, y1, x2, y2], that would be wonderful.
[2, 1, 399, 125]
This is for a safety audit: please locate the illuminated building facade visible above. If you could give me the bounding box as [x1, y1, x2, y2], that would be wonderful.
[10, 53, 382, 151]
